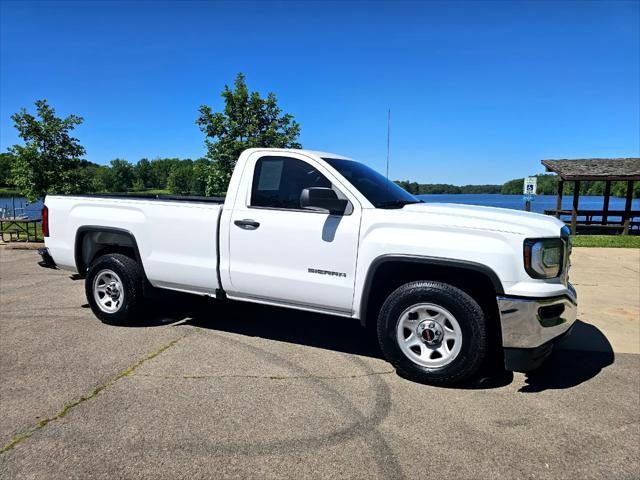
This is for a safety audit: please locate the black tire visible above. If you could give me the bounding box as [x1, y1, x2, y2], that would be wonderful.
[85, 253, 145, 325]
[377, 280, 487, 386]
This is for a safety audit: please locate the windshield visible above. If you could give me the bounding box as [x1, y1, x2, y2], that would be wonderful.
[323, 158, 420, 208]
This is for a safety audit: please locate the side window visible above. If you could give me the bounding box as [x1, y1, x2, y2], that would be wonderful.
[251, 156, 332, 209]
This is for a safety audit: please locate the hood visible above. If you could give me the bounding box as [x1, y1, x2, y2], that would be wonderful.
[399, 202, 566, 237]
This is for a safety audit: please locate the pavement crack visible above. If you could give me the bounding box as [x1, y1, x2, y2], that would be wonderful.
[0, 333, 189, 455]
[134, 370, 395, 381]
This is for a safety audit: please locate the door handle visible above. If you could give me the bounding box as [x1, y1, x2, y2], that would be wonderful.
[234, 219, 260, 230]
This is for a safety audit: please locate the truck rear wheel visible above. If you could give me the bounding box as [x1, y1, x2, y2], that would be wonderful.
[377, 280, 487, 386]
[85, 253, 144, 325]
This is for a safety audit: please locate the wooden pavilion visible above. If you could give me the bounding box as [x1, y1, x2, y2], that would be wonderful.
[541, 158, 640, 235]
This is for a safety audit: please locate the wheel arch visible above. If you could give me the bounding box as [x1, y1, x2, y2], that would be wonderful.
[359, 255, 504, 327]
[74, 226, 144, 277]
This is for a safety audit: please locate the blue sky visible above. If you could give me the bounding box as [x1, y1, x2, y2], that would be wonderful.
[1, 0, 638, 184]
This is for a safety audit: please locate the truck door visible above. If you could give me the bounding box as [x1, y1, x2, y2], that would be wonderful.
[227, 153, 360, 315]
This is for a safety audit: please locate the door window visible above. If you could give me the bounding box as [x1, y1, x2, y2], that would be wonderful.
[250, 156, 332, 210]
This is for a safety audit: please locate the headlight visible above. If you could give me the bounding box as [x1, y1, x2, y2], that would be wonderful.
[524, 238, 563, 279]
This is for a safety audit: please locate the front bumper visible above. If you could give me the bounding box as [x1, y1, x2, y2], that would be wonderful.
[498, 284, 577, 372]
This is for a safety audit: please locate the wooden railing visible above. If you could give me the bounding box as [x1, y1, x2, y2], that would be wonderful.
[0, 217, 42, 242]
[544, 209, 640, 234]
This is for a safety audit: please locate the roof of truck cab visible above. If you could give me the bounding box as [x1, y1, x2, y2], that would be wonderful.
[243, 148, 352, 160]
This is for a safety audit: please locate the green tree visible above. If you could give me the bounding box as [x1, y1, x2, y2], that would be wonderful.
[149, 158, 181, 189]
[501, 178, 524, 195]
[71, 160, 102, 194]
[501, 174, 560, 195]
[586, 181, 605, 196]
[91, 166, 109, 192]
[191, 158, 211, 196]
[167, 161, 194, 195]
[395, 179, 502, 195]
[135, 158, 153, 188]
[612, 181, 640, 198]
[421, 184, 462, 194]
[0, 153, 15, 187]
[132, 179, 145, 192]
[8, 99, 86, 201]
[105, 159, 135, 192]
[394, 180, 410, 192]
[197, 73, 301, 195]
[500, 175, 638, 198]
[462, 184, 502, 194]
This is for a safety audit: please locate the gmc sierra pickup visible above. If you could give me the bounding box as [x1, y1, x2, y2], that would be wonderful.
[39, 148, 577, 385]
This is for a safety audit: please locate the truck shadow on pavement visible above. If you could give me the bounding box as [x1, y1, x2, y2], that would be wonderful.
[128, 291, 614, 392]
[519, 320, 615, 393]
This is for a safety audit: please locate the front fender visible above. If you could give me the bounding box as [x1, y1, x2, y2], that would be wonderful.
[352, 213, 533, 320]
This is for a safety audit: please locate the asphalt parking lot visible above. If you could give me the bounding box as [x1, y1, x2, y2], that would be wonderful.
[1, 248, 638, 479]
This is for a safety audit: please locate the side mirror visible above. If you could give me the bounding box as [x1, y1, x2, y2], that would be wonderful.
[300, 187, 348, 215]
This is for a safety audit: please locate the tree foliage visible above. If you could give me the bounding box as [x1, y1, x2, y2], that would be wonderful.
[6, 98, 636, 202]
[104, 159, 135, 192]
[0, 153, 15, 187]
[149, 158, 182, 189]
[196, 73, 301, 195]
[8, 99, 86, 201]
[501, 174, 559, 195]
[395, 180, 502, 195]
[395, 173, 638, 198]
[135, 158, 153, 188]
[501, 174, 639, 198]
[167, 160, 194, 195]
[191, 158, 211, 196]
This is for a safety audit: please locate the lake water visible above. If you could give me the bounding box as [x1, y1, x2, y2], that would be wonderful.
[1, 194, 638, 220]
[0, 197, 43, 219]
[417, 194, 639, 219]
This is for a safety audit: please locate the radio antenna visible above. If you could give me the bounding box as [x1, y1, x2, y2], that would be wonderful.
[386, 109, 391, 180]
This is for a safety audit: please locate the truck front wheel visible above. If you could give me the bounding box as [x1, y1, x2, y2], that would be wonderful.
[85, 253, 145, 325]
[377, 280, 487, 386]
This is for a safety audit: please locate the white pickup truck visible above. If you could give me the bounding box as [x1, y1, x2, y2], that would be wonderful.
[39, 148, 577, 385]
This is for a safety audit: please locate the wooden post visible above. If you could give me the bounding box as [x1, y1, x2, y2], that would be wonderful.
[555, 180, 564, 218]
[623, 180, 634, 235]
[571, 181, 580, 235]
[602, 181, 611, 226]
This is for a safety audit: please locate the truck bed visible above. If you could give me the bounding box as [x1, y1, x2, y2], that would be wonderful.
[45, 194, 224, 295]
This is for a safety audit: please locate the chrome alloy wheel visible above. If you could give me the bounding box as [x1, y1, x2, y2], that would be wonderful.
[93, 269, 125, 313]
[396, 303, 463, 368]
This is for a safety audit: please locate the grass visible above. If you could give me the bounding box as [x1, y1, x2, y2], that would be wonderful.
[122, 189, 171, 195]
[0, 187, 20, 197]
[572, 235, 640, 248]
[0, 221, 44, 242]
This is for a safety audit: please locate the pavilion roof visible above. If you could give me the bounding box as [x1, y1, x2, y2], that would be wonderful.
[541, 158, 640, 181]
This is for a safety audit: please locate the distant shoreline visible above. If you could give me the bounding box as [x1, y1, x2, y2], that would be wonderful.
[396, 174, 638, 198]
[0, 189, 636, 199]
